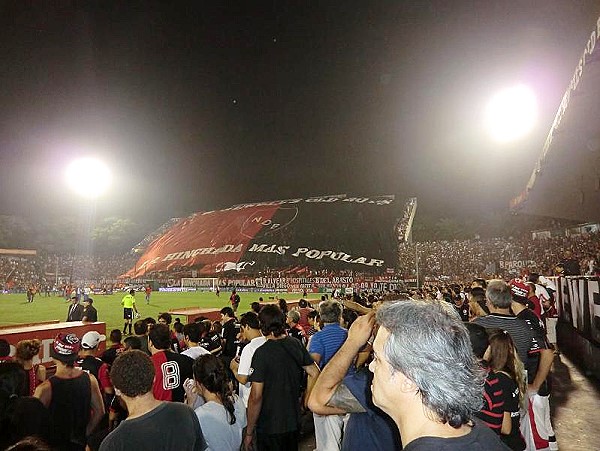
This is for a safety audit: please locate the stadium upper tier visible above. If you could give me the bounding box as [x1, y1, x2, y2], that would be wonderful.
[512, 16, 600, 221]
[1, 228, 598, 288]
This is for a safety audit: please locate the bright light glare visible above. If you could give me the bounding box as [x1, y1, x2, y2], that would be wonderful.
[65, 157, 112, 199]
[485, 85, 537, 142]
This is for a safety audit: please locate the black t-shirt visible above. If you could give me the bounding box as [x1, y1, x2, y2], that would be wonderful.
[101, 344, 125, 366]
[82, 305, 98, 322]
[494, 372, 525, 451]
[454, 303, 470, 322]
[248, 337, 314, 435]
[77, 355, 104, 381]
[221, 319, 239, 358]
[474, 314, 543, 383]
[403, 419, 509, 450]
[200, 333, 222, 355]
[288, 325, 307, 347]
[515, 308, 549, 389]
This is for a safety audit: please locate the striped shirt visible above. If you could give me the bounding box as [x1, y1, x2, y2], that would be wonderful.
[475, 369, 504, 431]
[474, 313, 545, 382]
[309, 323, 348, 369]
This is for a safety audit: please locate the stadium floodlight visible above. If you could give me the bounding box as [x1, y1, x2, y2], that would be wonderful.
[485, 85, 537, 142]
[65, 157, 112, 199]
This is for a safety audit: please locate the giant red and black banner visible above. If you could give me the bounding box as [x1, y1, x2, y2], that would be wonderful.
[124, 195, 402, 277]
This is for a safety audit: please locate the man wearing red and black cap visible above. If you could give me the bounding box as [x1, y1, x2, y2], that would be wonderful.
[34, 333, 105, 451]
[510, 278, 543, 320]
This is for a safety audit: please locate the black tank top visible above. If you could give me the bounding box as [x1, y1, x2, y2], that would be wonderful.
[48, 371, 91, 451]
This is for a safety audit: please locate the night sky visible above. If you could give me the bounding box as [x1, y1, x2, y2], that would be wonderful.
[1, 1, 600, 226]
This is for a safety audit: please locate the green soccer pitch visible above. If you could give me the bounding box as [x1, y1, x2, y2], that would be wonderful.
[0, 290, 317, 333]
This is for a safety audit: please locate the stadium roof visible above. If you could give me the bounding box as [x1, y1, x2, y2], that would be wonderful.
[511, 18, 600, 222]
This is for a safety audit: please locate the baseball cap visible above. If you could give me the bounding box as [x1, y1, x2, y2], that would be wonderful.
[509, 279, 529, 300]
[81, 331, 106, 349]
[50, 333, 81, 361]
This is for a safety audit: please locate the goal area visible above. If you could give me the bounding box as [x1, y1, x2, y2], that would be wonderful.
[180, 277, 219, 291]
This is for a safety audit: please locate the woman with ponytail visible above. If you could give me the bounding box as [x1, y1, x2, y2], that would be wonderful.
[189, 354, 246, 451]
[15, 340, 46, 396]
[485, 329, 527, 451]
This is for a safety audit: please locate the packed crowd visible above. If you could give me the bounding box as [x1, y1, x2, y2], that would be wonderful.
[398, 231, 600, 281]
[1, 254, 137, 293]
[395, 197, 418, 243]
[1, 271, 562, 451]
[2, 230, 599, 294]
[0, 256, 41, 292]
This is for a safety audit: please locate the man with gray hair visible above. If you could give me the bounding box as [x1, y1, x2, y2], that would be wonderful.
[370, 300, 508, 449]
[308, 300, 349, 451]
[286, 310, 307, 347]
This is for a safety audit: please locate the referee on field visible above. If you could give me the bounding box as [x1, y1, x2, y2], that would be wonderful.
[121, 289, 139, 336]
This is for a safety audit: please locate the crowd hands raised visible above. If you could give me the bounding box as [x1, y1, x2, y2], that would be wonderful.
[1, 271, 562, 451]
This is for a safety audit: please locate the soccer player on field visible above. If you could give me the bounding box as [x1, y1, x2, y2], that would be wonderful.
[145, 284, 152, 304]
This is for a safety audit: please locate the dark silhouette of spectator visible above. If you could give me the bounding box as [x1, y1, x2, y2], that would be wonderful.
[0, 362, 51, 450]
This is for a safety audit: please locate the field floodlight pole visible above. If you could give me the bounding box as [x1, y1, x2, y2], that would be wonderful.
[415, 243, 419, 289]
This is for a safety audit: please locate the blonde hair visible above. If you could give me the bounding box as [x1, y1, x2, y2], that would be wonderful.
[468, 299, 486, 320]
